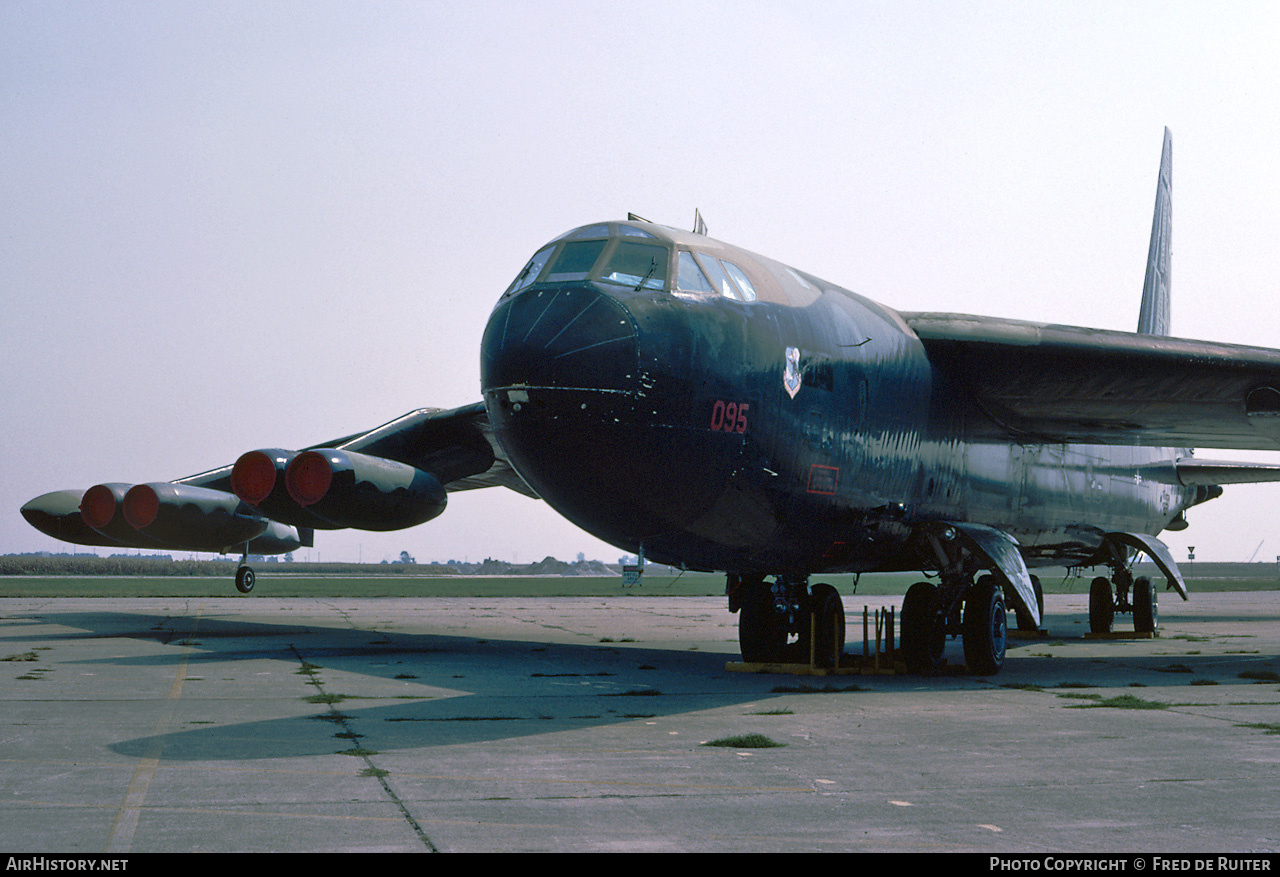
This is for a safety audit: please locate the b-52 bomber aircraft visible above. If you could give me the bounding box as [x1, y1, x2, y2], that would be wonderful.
[23, 129, 1280, 675]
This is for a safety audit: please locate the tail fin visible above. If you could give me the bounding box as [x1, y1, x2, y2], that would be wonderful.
[1137, 127, 1172, 335]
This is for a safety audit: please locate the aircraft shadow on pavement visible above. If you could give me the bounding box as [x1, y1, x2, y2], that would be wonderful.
[10, 609, 796, 760]
[8, 609, 1278, 762]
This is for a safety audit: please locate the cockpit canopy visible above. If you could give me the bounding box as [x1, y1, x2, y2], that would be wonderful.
[504, 221, 758, 302]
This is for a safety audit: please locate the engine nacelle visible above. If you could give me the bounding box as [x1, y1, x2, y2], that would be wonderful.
[231, 449, 341, 529]
[22, 483, 304, 555]
[283, 448, 447, 531]
[79, 483, 170, 548]
[122, 482, 272, 553]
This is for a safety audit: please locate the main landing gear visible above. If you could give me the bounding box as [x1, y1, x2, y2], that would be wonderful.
[730, 574, 846, 668]
[899, 569, 1008, 676]
[729, 563, 1014, 676]
[1089, 564, 1158, 635]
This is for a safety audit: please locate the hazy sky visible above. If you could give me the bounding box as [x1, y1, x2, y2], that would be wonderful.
[3, 1, 1280, 565]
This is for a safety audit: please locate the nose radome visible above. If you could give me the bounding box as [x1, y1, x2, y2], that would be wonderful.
[478, 283, 746, 563]
[480, 286, 638, 393]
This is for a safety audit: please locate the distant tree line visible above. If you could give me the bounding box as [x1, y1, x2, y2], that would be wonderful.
[0, 554, 634, 577]
[0, 554, 444, 577]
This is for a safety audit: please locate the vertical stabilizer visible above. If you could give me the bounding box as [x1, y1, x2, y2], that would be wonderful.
[1137, 127, 1172, 336]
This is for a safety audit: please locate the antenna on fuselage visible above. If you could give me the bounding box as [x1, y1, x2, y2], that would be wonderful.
[693, 209, 708, 236]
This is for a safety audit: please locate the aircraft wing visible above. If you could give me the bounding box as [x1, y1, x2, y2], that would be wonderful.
[167, 402, 535, 498]
[324, 402, 537, 496]
[21, 401, 536, 555]
[905, 313, 1280, 452]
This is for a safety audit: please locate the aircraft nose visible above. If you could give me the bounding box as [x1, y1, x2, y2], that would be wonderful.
[480, 283, 757, 564]
[480, 285, 647, 533]
[480, 285, 639, 395]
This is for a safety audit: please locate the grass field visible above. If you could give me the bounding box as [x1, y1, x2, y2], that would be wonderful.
[3, 567, 1277, 598]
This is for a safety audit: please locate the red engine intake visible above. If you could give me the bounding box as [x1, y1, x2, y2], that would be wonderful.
[281, 449, 446, 531]
[231, 450, 283, 506]
[285, 451, 335, 507]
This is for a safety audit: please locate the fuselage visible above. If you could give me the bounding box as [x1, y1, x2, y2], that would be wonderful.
[480, 220, 1195, 576]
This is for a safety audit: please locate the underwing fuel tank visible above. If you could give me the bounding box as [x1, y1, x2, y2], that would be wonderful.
[20, 488, 135, 547]
[281, 448, 447, 531]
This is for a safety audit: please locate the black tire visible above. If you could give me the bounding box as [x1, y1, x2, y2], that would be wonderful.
[1089, 576, 1113, 634]
[810, 583, 846, 668]
[1133, 575, 1158, 633]
[963, 575, 1007, 675]
[1014, 574, 1045, 631]
[739, 590, 787, 663]
[901, 581, 946, 676]
[235, 565, 255, 594]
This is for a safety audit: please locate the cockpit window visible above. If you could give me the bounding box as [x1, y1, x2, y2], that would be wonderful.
[722, 260, 757, 301]
[676, 251, 715, 294]
[619, 226, 657, 238]
[785, 267, 813, 290]
[697, 254, 742, 301]
[507, 245, 554, 294]
[601, 241, 668, 290]
[546, 239, 607, 282]
[504, 225, 759, 300]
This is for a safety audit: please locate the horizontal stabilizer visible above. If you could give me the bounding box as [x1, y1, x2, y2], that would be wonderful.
[1175, 459, 1280, 485]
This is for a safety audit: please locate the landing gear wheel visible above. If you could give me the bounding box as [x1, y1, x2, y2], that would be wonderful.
[1015, 574, 1045, 632]
[739, 591, 787, 663]
[901, 581, 946, 676]
[1089, 576, 1114, 633]
[235, 565, 256, 594]
[963, 575, 1007, 675]
[1133, 575, 1158, 633]
[809, 583, 846, 669]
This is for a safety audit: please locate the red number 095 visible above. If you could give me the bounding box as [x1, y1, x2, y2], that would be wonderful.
[710, 400, 748, 433]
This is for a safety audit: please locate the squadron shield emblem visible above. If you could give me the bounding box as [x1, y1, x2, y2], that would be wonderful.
[783, 346, 802, 399]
